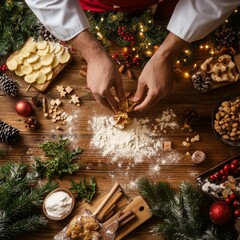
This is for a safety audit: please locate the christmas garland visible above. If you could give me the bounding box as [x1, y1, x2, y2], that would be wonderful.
[137, 178, 238, 240]
[1, 0, 239, 66]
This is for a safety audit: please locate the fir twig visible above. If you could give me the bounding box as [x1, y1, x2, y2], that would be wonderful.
[0, 162, 57, 240]
[137, 178, 237, 240]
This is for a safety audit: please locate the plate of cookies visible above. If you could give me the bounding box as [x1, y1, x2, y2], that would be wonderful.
[6, 37, 72, 92]
[191, 49, 240, 93]
[212, 94, 240, 148]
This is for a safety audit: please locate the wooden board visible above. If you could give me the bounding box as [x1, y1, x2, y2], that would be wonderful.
[191, 53, 240, 93]
[54, 191, 152, 240]
[6, 37, 72, 92]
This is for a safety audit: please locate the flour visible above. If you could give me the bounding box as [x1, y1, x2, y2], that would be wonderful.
[90, 116, 164, 163]
[89, 108, 180, 164]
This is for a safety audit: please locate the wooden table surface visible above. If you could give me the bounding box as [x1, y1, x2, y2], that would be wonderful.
[1, 48, 240, 240]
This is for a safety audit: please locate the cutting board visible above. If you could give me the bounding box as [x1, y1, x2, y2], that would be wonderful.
[54, 189, 152, 239]
[6, 37, 72, 92]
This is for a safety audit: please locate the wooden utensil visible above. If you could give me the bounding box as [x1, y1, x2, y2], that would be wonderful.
[99, 210, 136, 240]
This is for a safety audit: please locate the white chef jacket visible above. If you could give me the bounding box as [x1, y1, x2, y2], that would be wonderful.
[25, 0, 239, 43]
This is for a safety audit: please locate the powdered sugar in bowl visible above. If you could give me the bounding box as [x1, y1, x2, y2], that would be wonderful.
[43, 188, 75, 221]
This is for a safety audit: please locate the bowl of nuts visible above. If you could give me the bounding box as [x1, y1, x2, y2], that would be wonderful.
[212, 95, 240, 148]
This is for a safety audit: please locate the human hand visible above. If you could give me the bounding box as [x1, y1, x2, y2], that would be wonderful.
[132, 32, 188, 111]
[86, 50, 125, 112]
[131, 52, 174, 111]
[71, 30, 125, 112]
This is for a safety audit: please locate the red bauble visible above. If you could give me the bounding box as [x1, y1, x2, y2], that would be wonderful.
[16, 100, 33, 117]
[209, 201, 232, 225]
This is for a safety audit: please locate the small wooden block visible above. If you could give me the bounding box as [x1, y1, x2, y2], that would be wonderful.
[163, 141, 172, 151]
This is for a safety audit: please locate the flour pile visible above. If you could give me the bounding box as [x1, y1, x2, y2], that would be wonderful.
[90, 116, 164, 163]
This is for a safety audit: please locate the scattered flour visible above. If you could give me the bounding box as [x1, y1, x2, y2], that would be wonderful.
[90, 116, 164, 163]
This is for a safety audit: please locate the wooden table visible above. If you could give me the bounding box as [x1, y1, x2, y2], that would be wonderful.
[0, 48, 240, 240]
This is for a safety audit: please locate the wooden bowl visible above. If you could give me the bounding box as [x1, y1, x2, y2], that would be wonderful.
[43, 188, 75, 221]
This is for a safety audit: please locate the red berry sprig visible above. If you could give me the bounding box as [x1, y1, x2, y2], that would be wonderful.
[0, 64, 7, 73]
[112, 50, 141, 68]
[209, 159, 240, 182]
[117, 26, 135, 44]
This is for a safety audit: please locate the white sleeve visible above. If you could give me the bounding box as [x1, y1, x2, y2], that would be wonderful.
[25, 0, 90, 41]
[167, 0, 239, 43]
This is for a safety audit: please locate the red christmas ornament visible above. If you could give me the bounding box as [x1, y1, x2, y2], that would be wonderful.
[209, 201, 232, 225]
[15, 100, 33, 117]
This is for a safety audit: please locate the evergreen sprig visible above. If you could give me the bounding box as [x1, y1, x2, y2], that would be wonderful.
[34, 138, 82, 180]
[0, 162, 57, 240]
[70, 177, 97, 202]
[0, 0, 40, 56]
[137, 178, 237, 240]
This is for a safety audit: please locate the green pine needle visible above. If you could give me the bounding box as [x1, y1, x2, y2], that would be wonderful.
[0, 162, 57, 240]
[137, 178, 237, 240]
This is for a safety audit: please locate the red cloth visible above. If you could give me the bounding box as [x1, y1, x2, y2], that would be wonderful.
[79, 0, 179, 21]
[79, 0, 158, 12]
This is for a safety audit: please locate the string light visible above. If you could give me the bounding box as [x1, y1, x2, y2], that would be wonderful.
[184, 49, 189, 55]
[205, 45, 209, 49]
[101, 17, 104, 22]
[184, 72, 190, 78]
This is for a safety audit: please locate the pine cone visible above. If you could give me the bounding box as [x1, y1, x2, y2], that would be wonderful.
[192, 72, 211, 93]
[0, 74, 19, 97]
[0, 121, 20, 144]
[214, 25, 237, 49]
[37, 25, 57, 42]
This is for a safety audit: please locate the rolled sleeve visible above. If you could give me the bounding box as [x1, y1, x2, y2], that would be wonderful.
[167, 0, 239, 43]
[25, 0, 90, 41]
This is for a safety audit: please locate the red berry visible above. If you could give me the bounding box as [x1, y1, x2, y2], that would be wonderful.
[231, 159, 239, 166]
[214, 172, 220, 179]
[219, 169, 225, 175]
[224, 164, 230, 172]
[229, 193, 236, 201]
[234, 209, 240, 217]
[226, 197, 232, 204]
[221, 175, 227, 181]
[233, 200, 239, 208]
[230, 164, 237, 170]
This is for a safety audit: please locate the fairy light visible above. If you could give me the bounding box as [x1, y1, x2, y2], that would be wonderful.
[210, 49, 215, 55]
[205, 45, 209, 49]
[184, 49, 189, 55]
[225, 19, 229, 23]
[234, 9, 238, 13]
[140, 32, 143, 37]
[95, 26, 99, 30]
[148, 20, 152, 23]
[148, 43, 151, 46]
[97, 32, 102, 39]
[132, 47, 136, 51]
[101, 17, 104, 22]
[184, 72, 190, 78]
[176, 60, 180, 64]
[200, 45, 204, 49]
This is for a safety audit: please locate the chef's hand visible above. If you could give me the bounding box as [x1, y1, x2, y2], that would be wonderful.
[132, 32, 188, 111]
[71, 30, 125, 112]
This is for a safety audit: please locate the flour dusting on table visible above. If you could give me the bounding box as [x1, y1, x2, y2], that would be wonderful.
[90, 111, 179, 163]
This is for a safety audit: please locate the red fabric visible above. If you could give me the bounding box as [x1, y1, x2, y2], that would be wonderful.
[79, 0, 157, 12]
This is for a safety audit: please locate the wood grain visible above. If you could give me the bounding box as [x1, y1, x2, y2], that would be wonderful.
[1, 47, 240, 240]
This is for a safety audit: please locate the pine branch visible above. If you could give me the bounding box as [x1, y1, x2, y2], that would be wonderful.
[4, 215, 47, 240]
[0, 162, 57, 239]
[137, 178, 237, 240]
